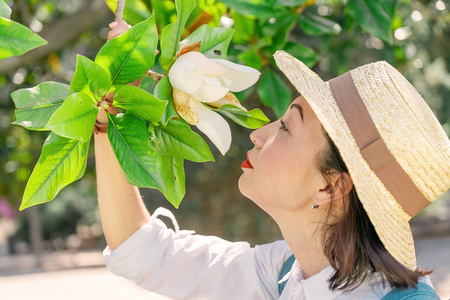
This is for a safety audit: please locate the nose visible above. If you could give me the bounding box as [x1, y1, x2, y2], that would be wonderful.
[249, 129, 260, 148]
[250, 121, 275, 148]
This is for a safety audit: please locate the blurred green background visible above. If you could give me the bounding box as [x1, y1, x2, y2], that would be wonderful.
[0, 0, 449, 256]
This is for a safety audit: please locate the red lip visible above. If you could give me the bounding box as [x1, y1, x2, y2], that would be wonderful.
[241, 152, 253, 169]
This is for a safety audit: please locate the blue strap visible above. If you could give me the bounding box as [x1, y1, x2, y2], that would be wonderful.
[382, 282, 440, 299]
[278, 254, 296, 295]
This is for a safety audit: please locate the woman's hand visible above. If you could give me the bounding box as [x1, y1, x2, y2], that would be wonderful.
[107, 19, 130, 41]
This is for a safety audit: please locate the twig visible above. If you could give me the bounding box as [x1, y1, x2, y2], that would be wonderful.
[145, 70, 165, 82]
[115, 0, 125, 21]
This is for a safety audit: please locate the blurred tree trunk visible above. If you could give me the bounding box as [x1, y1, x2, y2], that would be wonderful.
[27, 206, 43, 269]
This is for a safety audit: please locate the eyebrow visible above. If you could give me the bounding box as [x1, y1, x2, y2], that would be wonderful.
[290, 103, 304, 122]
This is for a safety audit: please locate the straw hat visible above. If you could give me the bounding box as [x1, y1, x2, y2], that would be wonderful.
[273, 50, 450, 270]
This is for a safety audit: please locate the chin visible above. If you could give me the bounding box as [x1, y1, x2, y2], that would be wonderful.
[238, 175, 257, 202]
[237, 175, 247, 197]
[238, 176, 271, 209]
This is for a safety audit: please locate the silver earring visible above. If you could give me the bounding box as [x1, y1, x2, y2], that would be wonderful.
[311, 198, 319, 209]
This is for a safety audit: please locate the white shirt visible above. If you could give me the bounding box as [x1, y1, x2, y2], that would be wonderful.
[103, 208, 433, 300]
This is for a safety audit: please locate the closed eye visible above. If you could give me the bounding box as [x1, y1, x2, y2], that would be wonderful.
[279, 119, 288, 132]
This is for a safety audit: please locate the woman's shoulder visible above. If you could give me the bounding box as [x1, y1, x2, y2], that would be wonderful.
[251, 240, 293, 297]
[254, 240, 293, 269]
[255, 239, 291, 253]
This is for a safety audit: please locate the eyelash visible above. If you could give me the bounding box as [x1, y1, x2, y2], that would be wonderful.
[279, 119, 288, 132]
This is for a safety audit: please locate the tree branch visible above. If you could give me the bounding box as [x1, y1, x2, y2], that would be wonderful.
[145, 70, 164, 82]
[0, 0, 112, 75]
[115, 0, 125, 21]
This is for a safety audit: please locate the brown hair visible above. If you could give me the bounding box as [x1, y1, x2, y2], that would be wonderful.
[316, 126, 432, 291]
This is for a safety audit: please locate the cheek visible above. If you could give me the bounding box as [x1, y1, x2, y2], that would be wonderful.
[237, 152, 286, 203]
[241, 146, 312, 204]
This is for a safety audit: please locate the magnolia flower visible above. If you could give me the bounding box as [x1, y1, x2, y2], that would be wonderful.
[168, 51, 260, 155]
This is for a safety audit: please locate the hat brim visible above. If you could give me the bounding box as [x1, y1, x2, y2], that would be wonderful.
[273, 50, 416, 270]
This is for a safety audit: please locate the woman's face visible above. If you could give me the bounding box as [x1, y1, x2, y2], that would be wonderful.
[238, 96, 328, 212]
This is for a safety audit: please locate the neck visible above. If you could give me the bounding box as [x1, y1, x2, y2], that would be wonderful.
[271, 208, 331, 279]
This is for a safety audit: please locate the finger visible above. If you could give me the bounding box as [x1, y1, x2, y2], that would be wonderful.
[108, 19, 127, 29]
[117, 19, 128, 27]
[107, 25, 129, 41]
[111, 25, 129, 36]
[109, 21, 118, 29]
[96, 108, 108, 124]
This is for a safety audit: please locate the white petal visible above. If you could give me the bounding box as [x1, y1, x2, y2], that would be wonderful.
[180, 51, 225, 77]
[191, 76, 229, 103]
[203, 76, 221, 86]
[208, 92, 247, 111]
[212, 59, 261, 92]
[195, 101, 232, 155]
[168, 59, 203, 94]
[217, 75, 232, 88]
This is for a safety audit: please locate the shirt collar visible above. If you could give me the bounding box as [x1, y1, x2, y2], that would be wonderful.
[291, 260, 344, 300]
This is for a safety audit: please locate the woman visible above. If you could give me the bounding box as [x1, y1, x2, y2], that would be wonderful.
[95, 21, 449, 299]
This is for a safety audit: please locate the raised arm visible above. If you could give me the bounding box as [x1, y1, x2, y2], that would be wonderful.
[94, 20, 150, 251]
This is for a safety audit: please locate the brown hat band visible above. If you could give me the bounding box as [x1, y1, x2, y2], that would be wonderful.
[328, 71, 430, 217]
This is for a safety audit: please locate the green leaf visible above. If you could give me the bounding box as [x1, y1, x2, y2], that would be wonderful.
[149, 118, 214, 163]
[153, 76, 178, 125]
[221, 0, 277, 17]
[284, 42, 319, 68]
[214, 104, 270, 129]
[160, 156, 185, 208]
[0, 17, 47, 61]
[70, 55, 111, 101]
[257, 69, 292, 118]
[113, 85, 167, 123]
[381, 0, 398, 17]
[151, 0, 177, 29]
[159, 0, 196, 70]
[346, 0, 394, 43]
[238, 50, 263, 70]
[180, 25, 234, 60]
[299, 13, 341, 36]
[279, 0, 309, 6]
[0, 1, 11, 18]
[20, 133, 89, 210]
[46, 93, 98, 143]
[138, 73, 156, 94]
[195, 0, 227, 27]
[95, 14, 158, 90]
[11, 82, 69, 131]
[260, 11, 296, 36]
[108, 113, 165, 190]
[260, 11, 297, 50]
[104, 0, 151, 25]
[230, 11, 255, 44]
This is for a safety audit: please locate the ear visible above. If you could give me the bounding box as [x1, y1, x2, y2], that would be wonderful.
[316, 172, 353, 206]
